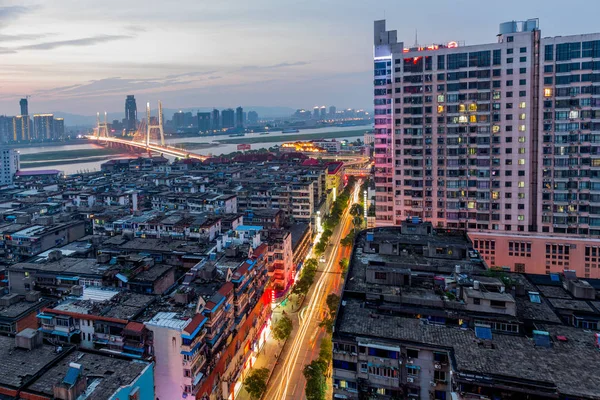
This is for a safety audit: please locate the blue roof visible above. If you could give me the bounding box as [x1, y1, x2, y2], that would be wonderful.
[235, 225, 263, 231]
[56, 276, 79, 281]
[63, 366, 80, 386]
[475, 325, 492, 340]
[193, 372, 204, 385]
[116, 273, 129, 283]
[550, 273, 560, 282]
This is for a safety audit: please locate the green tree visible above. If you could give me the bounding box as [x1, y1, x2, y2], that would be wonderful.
[349, 203, 363, 218]
[243, 367, 269, 399]
[326, 293, 340, 316]
[305, 258, 318, 271]
[339, 258, 349, 275]
[319, 317, 334, 334]
[272, 315, 293, 342]
[340, 231, 355, 247]
[318, 336, 333, 365]
[303, 360, 327, 400]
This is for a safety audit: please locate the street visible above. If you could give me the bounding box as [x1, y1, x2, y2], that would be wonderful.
[263, 182, 360, 400]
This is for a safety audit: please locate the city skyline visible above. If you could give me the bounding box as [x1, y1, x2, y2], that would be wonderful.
[1, 1, 600, 115]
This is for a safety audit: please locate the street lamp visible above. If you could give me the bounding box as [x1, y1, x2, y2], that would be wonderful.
[316, 210, 322, 233]
[363, 190, 368, 220]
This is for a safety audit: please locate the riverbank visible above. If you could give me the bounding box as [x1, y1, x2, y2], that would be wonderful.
[5, 139, 90, 149]
[215, 129, 366, 145]
[169, 142, 222, 150]
[20, 148, 135, 169]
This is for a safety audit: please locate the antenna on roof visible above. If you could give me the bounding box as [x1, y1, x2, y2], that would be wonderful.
[414, 29, 419, 47]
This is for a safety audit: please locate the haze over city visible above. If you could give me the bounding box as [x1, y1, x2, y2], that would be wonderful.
[0, 0, 599, 115]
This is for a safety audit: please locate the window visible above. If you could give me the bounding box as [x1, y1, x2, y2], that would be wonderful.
[544, 88, 553, 97]
[434, 370, 447, 382]
[507, 57, 513, 64]
[407, 365, 419, 376]
[519, 79, 526, 85]
[520, 67, 527, 73]
[507, 48, 514, 54]
[507, 36, 514, 43]
[544, 44, 554, 61]
[374, 272, 387, 280]
[519, 101, 526, 109]
[519, 113, 526, 120]
[406, 348, 419, 359]
[519, 125, 526, 132]
[520, 56, 527, 62]
[518, 159, 525, 165]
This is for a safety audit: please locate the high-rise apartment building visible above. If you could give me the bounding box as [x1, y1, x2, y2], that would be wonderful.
[374, 19, 600, 278]
[13, 115, 30, 142]
[0, 149, 19, 186]
[329, 105, 337, 117]
[235, 106, 244, 128]
[33, 114, 54, 140]
[197, 112, 211, 132]
[211, 108, 220, 130]
[173, 111, 185, 129]
[19, 98, 28, 116]
[0, 116, 12, 144]
[54, 117, 65, 139]
[125, 95, 137, 134]
[313, 106, 320, 119]
[247, 111, 258, 124]
[221, 108, 235, 129]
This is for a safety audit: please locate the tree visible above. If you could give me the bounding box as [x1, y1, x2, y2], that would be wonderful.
[243, 367, 269, 399]
[272, 315, 293, 342]
[352, 215, 363, 231]
[339, 258, 349, 275]
[304, 258, 318, 271]
[340, 231, 355, 247]
[303, 360, 327, 400]
[326, 293, 340, 316]
[349, 203, 363, 218]
[318, 336, 333, 365]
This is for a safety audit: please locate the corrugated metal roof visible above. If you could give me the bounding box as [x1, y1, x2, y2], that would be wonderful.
[146, 312, 190, 330]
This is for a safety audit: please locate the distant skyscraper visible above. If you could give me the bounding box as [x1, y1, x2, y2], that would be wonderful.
[222, 108, 235, 129]
[54, 118, 65, 139]
[0, 148, 19, 186]
[0, 116, 12, 144]
[33, 114, 54, 140]
[212, 109, 221, 130]
[313, 107, 320, 119]
[320, 106, 327, 119]
[247, 111, 258, 124]
[125, 95, 137, 134]
[235, 107, 244, 128]
[13, 116, 30, 141]
[173, 111, 185, 129]
[19, 98, 28, 116]
[197, 112, 211, 132]
[329, 106, 336, 116]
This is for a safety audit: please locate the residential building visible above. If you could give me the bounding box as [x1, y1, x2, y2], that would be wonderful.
[19, 98, 28, 116]
[236, 106, 244, 128]
[173, 110, 185, 129]
[312, 139, 342, 153]
[211, 108, 220, 130]
[329, 105, 337, 116]
[125, 95, 137, 134]
[373, 18, 600, 277]
[222, 108, 235, 129]
[0, 332, 154, 400]
[265, 229, 293, 297]
[197, 111, 211, 132]
[0, 149, 19, 187]
[333, 223, 600, 400]
[0, 116, 13, 144]
[33, 114, 55, 140]
[13, 115, 30, 141]
[54, 117, 65, 139]
[247, 110, 258, 124]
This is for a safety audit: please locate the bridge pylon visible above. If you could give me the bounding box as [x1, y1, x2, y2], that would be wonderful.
[95, 112, 110, 138]
[146, 101, 165, 147]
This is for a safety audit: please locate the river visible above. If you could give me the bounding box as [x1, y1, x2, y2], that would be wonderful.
[17, 126, 371, 174]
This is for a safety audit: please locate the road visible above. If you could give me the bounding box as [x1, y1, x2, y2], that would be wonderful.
[264, 182, 361, 400]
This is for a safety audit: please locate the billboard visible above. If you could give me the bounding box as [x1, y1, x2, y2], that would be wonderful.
[237, 144, 251, 151]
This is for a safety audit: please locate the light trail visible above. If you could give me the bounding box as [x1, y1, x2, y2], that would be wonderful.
[269, 182, 361, 400]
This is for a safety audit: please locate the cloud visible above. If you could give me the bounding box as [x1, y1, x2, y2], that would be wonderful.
[241, 61, 310, 70]
[0, 5, 30, 22]
[0, 32, 49, 42]
[18, 34, 132, 51]
[0, 47, 16, 54]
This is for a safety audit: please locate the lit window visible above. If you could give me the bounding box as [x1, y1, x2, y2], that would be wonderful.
[470, 115, 477, 123]
[437, 105, 444, 113]
[469, 103, 478, 112]
[569, 110, 579, 119]
[492, 125, 500, 133]
[519, 113, 526, 120]
[518, 159, 525, 165]
[519, 148, 526, 154]
[518, 136, 526, 143]
[458, 115, 468, 123]
[519, 125, 526, 132]
[467, 201, 475, 209]
[459, 104, 466, 112]
[518, 193, 525, 199]
[492, 192, 499, 200]
[519, 102, 526, 109]
[493, 91, 501, 100]
[518, 215, 525, 221]
[544, 88, 553, 97]
[437, 94, 445, 103]
[518, 181, 525, 188]
[468, 148, 477, 155]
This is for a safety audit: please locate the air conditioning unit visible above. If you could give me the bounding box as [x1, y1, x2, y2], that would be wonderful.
[434, 363, 442, 369]
[431, 381, 437, 387]
[407, 359, 414, 364]
[407, 377, 414, 383]
[333, 384, 339, 389]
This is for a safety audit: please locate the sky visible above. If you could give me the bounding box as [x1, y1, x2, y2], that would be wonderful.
[0, 0, 600, 116]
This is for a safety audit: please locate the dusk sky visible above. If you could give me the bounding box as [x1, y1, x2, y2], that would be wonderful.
[1, 0, 600, 116]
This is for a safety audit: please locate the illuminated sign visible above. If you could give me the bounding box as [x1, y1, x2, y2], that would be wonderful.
[403, 41, 459, 53]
